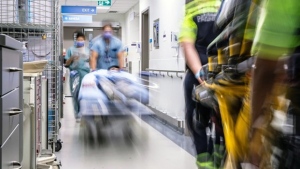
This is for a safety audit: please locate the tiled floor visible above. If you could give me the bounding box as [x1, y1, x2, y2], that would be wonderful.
[55, 71, 197, 169]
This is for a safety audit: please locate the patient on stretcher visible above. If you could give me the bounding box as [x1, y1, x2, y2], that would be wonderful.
[78, 67, 152, 118]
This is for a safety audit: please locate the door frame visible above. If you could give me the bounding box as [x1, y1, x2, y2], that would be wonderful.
[141, 7, 150, 71]
[140, 7, 150, 105]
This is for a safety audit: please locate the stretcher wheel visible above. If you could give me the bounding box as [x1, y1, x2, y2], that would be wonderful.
[96, 125, 106, 144]
[84, 127, 95, 144]
[82, 119, 98, 145]
[55, 140, 63, 152]
[123, 125, 134, 144]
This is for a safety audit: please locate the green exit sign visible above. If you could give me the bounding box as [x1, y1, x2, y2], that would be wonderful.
[98, 0, 111, 6]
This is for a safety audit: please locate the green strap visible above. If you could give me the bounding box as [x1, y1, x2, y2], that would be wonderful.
[197, 153, 216, 169]
[196, 145, 225, 169]
[197, 161, 217, 169]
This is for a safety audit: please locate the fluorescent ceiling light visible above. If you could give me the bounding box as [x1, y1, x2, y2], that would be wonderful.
[97, 6, 110, 9]
[84, 28, 94, 31]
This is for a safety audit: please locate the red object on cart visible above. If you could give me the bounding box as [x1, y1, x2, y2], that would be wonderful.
[62, 48, 66, 83]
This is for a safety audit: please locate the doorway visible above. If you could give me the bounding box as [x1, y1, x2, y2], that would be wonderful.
[141, 9, 149, 71]
[62, 27, 122, 50]
[83, 27, 122, 41]
[82, 27, 122, 49]
[141, 9, 150, 104]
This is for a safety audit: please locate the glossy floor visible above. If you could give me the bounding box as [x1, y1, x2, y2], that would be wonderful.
[55, 71, 197, 169]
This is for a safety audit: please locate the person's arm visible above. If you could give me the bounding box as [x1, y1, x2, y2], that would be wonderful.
[249, 0, 300, 166]
[117, 51, 124, 69]
[179, 14, 203, 84]
[65, 48, 77, 67]
[90, 50, 98, 71]
[251, 0, 300, 126]
[117, 44, 125, 69]
[90, 42, 99, 71]
[65, 57, 79, 67]
[181, 42, 203, 83]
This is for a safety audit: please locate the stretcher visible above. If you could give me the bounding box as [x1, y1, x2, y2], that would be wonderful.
[77, 69, 153, 145]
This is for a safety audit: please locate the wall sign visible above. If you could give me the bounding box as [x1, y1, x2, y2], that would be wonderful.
[153, 19, 159, 48]
[98, 0, 111, 7]
[62, 15, 93, 23]
[61, 6, 97, 15]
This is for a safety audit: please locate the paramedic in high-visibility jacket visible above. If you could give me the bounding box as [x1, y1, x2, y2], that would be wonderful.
[179, 0, 221, 168]
[249, 0, 300, 168]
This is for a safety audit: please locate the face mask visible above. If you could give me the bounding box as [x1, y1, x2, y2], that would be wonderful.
[103, 32, 112, 39]
[76, 41, 85, 47]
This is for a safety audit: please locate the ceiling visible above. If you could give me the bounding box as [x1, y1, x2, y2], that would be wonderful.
[60, 0, 139, 13]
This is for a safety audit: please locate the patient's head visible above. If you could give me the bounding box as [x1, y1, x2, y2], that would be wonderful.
[108, 65, 119, 71]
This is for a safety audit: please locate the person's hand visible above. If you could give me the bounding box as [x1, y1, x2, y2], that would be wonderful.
[195, 69, 205, 85]
[248, 128, 264, 168]
[90, 69, 97, 73]
[197, 77, 205, 85]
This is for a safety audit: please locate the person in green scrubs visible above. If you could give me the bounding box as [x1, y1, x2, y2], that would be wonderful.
[65, 31, 90, 119]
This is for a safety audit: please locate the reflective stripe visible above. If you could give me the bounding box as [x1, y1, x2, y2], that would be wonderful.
[196, 161, 217, 169]
[179, 0, 220, 42]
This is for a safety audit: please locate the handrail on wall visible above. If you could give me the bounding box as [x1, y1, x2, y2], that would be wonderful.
[145, 68, 185, 79]
[167, 72, 173, 78]
[159, 71, 165, 77]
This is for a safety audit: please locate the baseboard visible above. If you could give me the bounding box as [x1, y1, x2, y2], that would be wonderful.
[146, 105, 185, 133]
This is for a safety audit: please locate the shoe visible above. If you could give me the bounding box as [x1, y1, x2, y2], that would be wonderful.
[197, 153, 218, 169]
[212, 144, 225, 168]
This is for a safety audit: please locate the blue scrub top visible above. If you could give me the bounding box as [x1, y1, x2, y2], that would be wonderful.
[91, 36, 123, 70]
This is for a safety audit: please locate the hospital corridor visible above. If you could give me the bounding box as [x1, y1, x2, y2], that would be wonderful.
[55, 71, 196, 169]
[0, 0, 299, 169]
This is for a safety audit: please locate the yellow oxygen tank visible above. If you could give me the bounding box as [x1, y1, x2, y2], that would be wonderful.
[218, 48, 226, 65]
[208, 56, 214, 72]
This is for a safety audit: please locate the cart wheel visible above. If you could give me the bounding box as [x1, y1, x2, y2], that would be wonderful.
[59, 122, 62, 129]
[55, 140, 63, 152]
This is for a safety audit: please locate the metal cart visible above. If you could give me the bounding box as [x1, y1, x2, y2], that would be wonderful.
[44, 63, 63, 152]
[0, 0, 63, 168]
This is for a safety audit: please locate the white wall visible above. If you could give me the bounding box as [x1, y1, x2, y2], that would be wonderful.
[125, 3, 140, 75]
[139, 0, 186, 120]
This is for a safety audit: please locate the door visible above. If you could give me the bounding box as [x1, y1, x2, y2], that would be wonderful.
[141, 9, 149, 71]
[141, 9, 150, 104]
